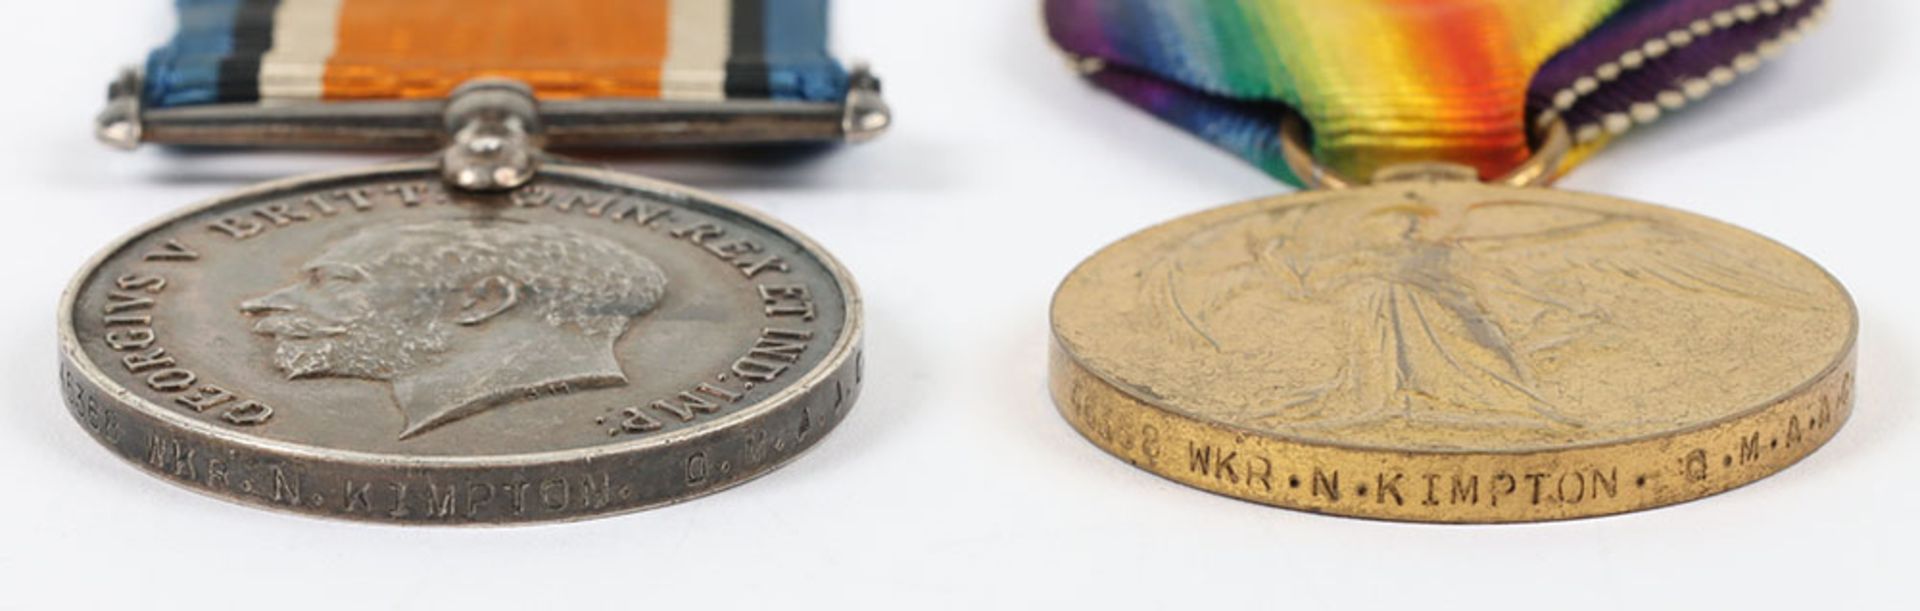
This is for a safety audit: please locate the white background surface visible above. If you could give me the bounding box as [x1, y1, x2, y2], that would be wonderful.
[2, 1, 1915, 609]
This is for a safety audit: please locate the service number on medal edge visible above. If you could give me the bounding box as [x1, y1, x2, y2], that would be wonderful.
[1051, 182, 1855, 523]
[58, 161, 862, 524]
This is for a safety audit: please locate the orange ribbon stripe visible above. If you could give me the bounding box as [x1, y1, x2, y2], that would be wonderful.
[323, 0, 671, 101]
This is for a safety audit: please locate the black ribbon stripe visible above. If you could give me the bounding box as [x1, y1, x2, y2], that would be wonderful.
[215, 0, 282, 104]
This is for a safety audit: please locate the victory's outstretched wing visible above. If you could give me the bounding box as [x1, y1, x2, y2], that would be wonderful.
[1453, 200, 1817, 308]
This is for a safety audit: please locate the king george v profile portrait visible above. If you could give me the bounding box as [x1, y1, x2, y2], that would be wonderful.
[239, 219, 668, 440]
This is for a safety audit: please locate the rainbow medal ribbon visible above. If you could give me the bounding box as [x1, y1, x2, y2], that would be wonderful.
[1048, 0, 1825, 184]
[58, 1, 884, 524]
[1044, 1, 1859, 523]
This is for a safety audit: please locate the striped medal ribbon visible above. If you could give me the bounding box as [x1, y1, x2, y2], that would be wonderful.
[101, 0, 889, 152]
[1047, 0, 1829, 185]
[146, 0, 848, 107]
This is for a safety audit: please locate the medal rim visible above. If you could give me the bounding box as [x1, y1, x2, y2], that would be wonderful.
[1049, 343, 1856, 523]
[58, 159, 864, 470]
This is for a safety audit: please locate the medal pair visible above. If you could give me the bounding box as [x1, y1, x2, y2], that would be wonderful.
[60, 0, 1852, 524]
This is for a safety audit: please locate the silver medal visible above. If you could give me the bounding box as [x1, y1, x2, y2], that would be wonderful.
[61, 157, 864, 524]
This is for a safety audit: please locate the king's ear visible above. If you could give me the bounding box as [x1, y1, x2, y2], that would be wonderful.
[454, 274, 520, 326]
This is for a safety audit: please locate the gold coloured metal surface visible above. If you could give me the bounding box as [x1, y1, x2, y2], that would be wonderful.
[1050, 182, 1856, 522]
[1278, 113, 1572, 189]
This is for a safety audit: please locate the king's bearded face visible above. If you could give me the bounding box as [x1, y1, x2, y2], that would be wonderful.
[240, 251, 451, 381]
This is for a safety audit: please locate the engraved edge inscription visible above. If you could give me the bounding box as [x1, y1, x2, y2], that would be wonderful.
[1051, 340, 1854, 523]
[58, 346, 861, 524]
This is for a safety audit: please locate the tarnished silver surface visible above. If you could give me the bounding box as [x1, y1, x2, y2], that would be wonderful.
[58, 160, 862, 524]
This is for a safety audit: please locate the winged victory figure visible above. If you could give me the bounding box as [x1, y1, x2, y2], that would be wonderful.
[1154, 191, 1816, 432]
